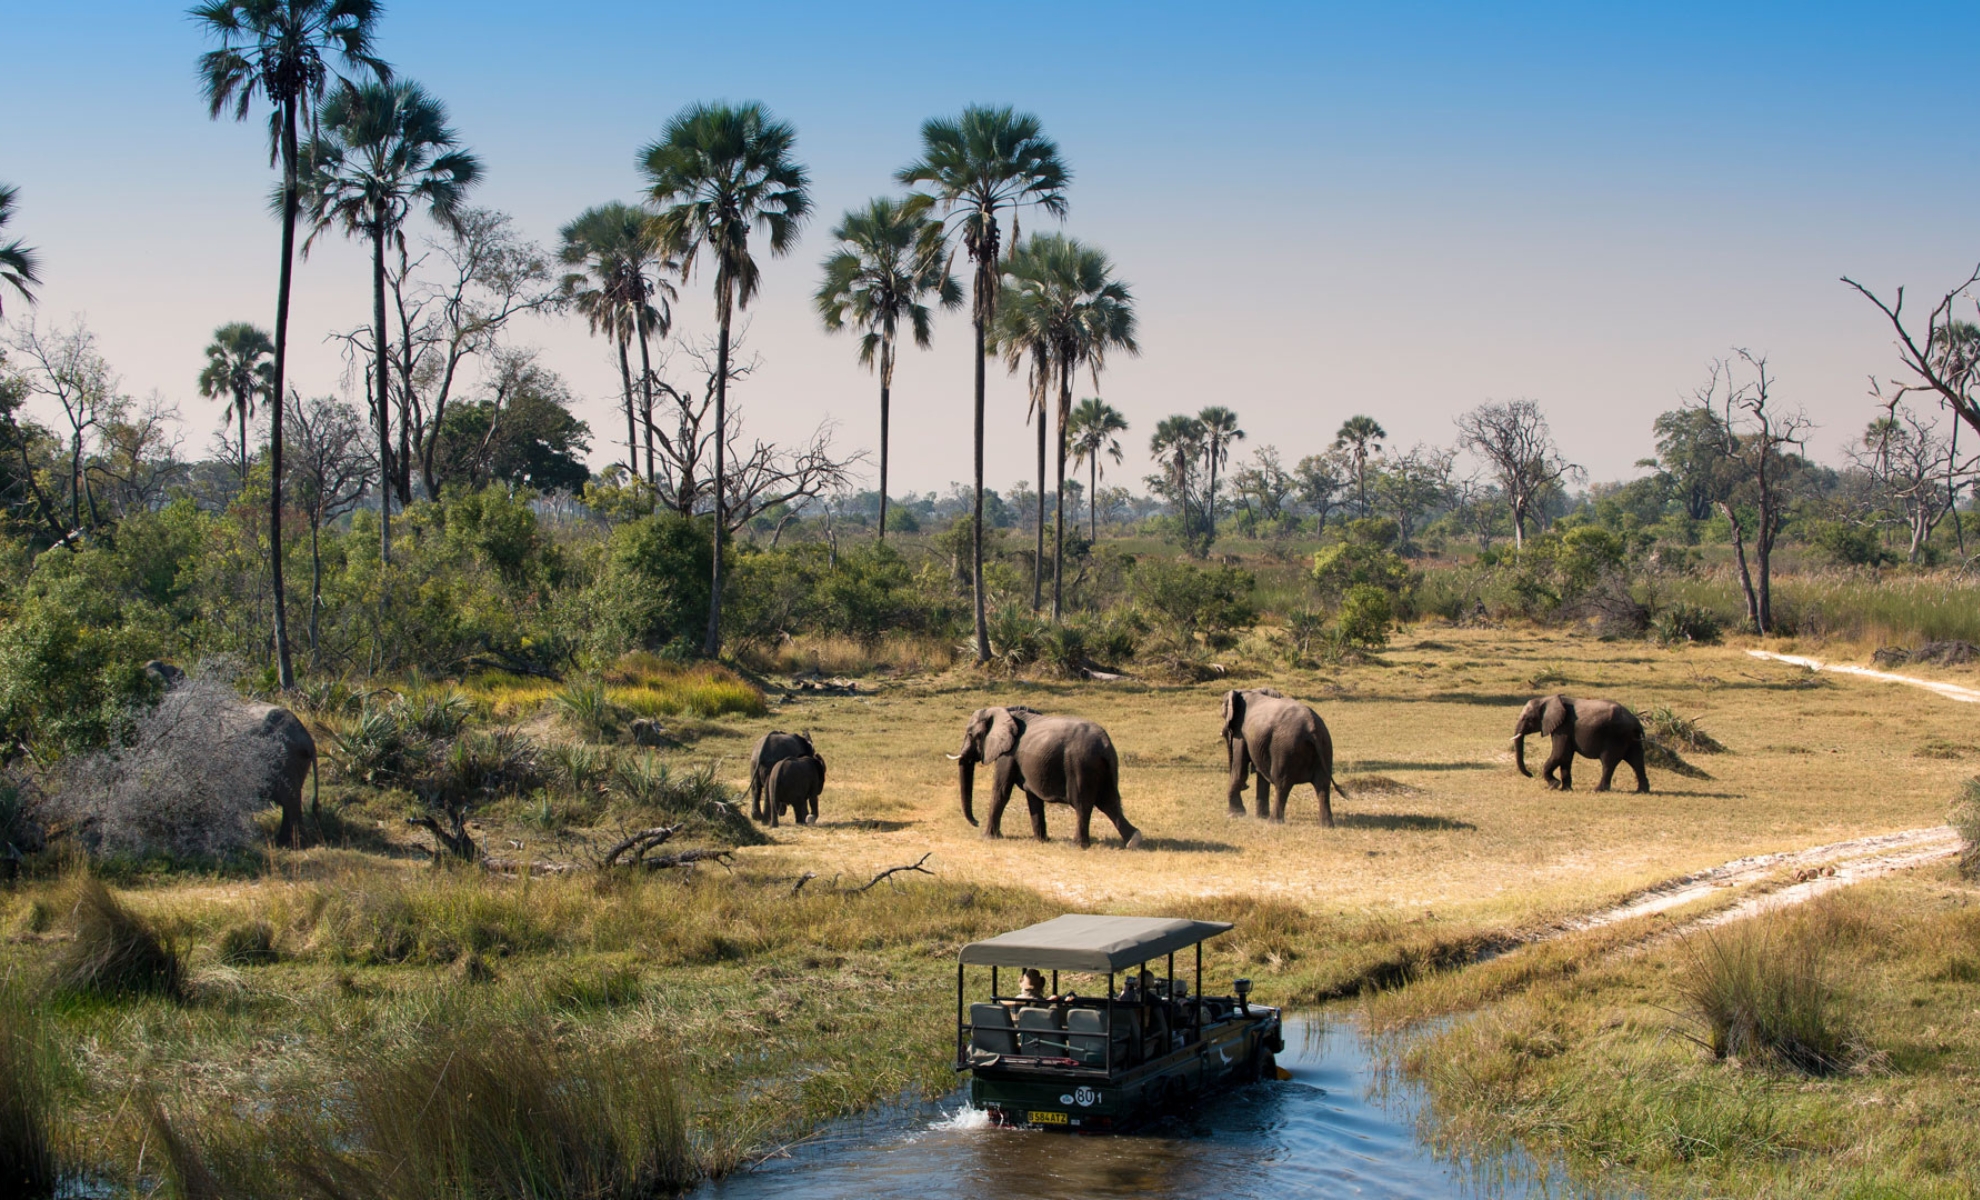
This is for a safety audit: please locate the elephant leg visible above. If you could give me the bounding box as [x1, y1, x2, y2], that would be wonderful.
[1270, 781, 1292, 823]
[1253, 773, 1270, 820]
[1546, 736, 1573, 790]
[1074, 802, 1095, 849]
[769, 794, 781, 828]
[984, 774, 1016, 838]
[1025, 791, 1050, 841]
[277, 800, 299, 849]
[1098, 802, 1141, 848]
[1314, 776, 1335, 828]
[1226, 741, 1251, 816]
[749, 776, 764, 823]
[1629, 744, 1650, 793]
[808, 793, 821, 824]
[1594, 749, 1621, 792]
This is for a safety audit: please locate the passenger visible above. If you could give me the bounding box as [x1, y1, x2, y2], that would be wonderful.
[1017, 968, 1047, 1002]
[1116, 969, 1155, 1002]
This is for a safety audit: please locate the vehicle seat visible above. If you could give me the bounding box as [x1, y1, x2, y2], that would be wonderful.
[1065, 1007, 1109, 1067]
[1016, 1005, 1068, 1057]
[970, 1003, 1017, 1058]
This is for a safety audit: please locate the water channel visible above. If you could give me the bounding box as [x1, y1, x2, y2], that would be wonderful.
[697, 1014, 1617, 1200]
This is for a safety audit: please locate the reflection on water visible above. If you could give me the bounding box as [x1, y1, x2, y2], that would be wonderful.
[696, 1015, 1618, 1200]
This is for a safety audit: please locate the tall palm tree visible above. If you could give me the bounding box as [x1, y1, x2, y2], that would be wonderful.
[197, 322, 275, 486]
[0, 184, 41, 317]
[1197, 405, 1244, 541]
[643, 101, 811, 658]
[1068, 397, 1128, 542]
[1334, 414, 1386, 518]
[1151, 414, 1206, 534]
[899, 107, 1069, 661]
[300, 78, 480, 570]
[196, 0, 387, 689]
[815, 196, 959, 543]
[559, 203, 675, 486]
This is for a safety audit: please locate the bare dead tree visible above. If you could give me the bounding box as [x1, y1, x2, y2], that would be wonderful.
[1691, 350, 1812, 635]
[291, 393, 375, 664]
[1843, 266, 1980, 442]
[1455, 398, 1581, 549]
[384, 209, 559, 501]
[92, 391, 188, 518]
[720, 418, 864, 538]
[9, 317, 118, 535]
[1850, 400, 1971, 562]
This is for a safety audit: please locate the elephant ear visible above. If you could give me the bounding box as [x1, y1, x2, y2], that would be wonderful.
[1253, 687, 1285, 699]
[985, 707, 1024, 762]
[813, 753, 826, 785]
[1221, 690, 1244, 739]
[1542, 695, 1573, 737]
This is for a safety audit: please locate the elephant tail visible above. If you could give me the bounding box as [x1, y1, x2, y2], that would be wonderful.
[1331, 776, 1350, 800]
[310, 752, 321, 818]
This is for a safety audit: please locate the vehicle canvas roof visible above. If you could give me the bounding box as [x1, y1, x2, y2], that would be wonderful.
[957, 914, 1234, 972]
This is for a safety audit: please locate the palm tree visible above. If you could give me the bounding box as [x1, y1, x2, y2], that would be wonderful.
[1068, 397, 1128, 542]
[899, 107, 1069, 661]
[1334, 414, 1386, 518]
[300, 78, 480, 570]
[643, 101, 811, 658]
[196, 0, 388, 689]
[559, 203, 675, 486]
[989, 280, 1055, 611]
[999, 233, 1136, 618]
[0, 184, 41, 317]
[197, 322, 275, 486]
[815, 196, 959, 543]
[1197, 405, 1244, 541]
[1151, 414, 1206, 534]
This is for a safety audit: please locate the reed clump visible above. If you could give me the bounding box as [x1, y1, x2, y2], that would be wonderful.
[1676, 910, 1856, 1075]
[50, 878, 182, 1000]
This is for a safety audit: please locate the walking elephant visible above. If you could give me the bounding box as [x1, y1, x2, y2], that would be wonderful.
[1512, 694, 1649, 793]
[748, 731, 816, 822]
[765, 753, 826, 827]
[950, 706, 1143, 849]
[148, 661, 317, 847]
[1221, 688, 1348, 826]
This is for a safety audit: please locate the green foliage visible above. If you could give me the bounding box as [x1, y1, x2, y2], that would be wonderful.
[1130, 558, 1257, 645]
[0, 589, 157, 760]
[1652, 603, 1724, 647]
[1310, 535, 1412, 604]
[214, 920, 280, 967]
[582, 513, 713, 660]
[1805, 520, 1898, 568]
[1642, 706, 1726, 754]
[1336, 584, 1395, 648]
[725, 542, 952, 647]
[0, 988, 61, 1198]
[554, 680, 622, 743]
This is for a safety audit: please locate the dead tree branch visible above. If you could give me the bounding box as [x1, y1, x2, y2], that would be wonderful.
[854, 852, 935, 893]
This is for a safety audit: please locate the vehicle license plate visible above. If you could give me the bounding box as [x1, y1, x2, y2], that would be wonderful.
[1027, 1110, 1069, 1125]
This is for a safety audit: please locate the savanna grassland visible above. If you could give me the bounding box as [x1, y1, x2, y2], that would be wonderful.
[5, 622, 1976, 1196]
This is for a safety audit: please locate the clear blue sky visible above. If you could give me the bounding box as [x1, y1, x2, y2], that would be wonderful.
[6, 1, 1979, 491]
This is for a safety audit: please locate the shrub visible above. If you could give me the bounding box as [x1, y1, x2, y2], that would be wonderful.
[394, 685, 473, 741]
[1953, 778, 1980, 879]
[554, 680, 623, 742]
[1652, 602, 1723, 646]
[49, 676, 279, 862]
[1131, 558, 1258, 645]
[1336, 584, 1395, 648]
[328, 705, 426, 787]
[51, 878, 183, 1000]
[1806, 519, 1898, 568]
[1310, 538, 1412, 605]
[214, 920, 279, 967]
[1643, 705, 1726, 754]
[984, 603, 1043, 670]
[1676, 914, 1853, 1074]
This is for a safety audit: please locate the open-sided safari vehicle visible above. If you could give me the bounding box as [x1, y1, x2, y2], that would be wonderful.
[955, 914, 1286, 1131]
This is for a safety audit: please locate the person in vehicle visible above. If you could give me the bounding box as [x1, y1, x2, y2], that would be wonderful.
[1017, 968, 1047, 1002]
[1116, 969, 1155, 1001]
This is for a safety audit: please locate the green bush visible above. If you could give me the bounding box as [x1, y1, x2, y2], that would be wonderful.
[1805, 520, 1898, 568]
[1677, 914, 1854, 1075]
[1130, 558, 1258, 645]
[1336, 584, 1395, 648]
[1652, 602, 1724, 646]
[583, 513, 713, 660]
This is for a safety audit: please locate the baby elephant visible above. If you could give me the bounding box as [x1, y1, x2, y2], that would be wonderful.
[1512, 694, 1648, 793]
[765, 753, 826, 827]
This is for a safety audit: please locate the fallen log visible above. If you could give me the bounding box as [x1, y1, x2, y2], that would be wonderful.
[855, 852, 935, 893]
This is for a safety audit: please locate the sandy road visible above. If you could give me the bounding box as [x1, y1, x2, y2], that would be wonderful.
[1747, 649, 1980, 703]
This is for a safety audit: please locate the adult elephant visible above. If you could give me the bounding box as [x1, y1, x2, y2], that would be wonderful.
[951, 706, 1143, 849]
[1512, 695, 1649, 793]
[764, 752, 826, 827]
[748, 731, 816, 822]
[1220, 688, 1348, 826]
[149, 661, 316, 847]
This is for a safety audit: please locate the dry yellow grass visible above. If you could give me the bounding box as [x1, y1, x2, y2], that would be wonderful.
[705, 625, 1972, 927]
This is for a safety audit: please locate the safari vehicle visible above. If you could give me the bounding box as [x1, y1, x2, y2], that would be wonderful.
[955, 914, 1285, 1131]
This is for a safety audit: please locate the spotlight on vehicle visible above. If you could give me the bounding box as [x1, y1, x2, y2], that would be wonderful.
[1234, 977, 1252, 1014]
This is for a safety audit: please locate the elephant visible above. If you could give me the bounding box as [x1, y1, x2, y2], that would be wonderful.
[764, 753, 826, 827]
[951, 706, 1143, 849]
[146, 660, 317, 846]
[1220, 688, 1348, 826]
[234, 703, 319, 848]
[1512, 694, 1649, 793]
[748, 731, 816, 822]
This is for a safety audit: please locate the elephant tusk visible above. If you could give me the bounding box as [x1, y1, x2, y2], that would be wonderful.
[945, 753, 962, 760]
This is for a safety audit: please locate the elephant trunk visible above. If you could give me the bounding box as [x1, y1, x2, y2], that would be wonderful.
[1513, 731, 1532, 777]
[958, 752, 979, 826]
